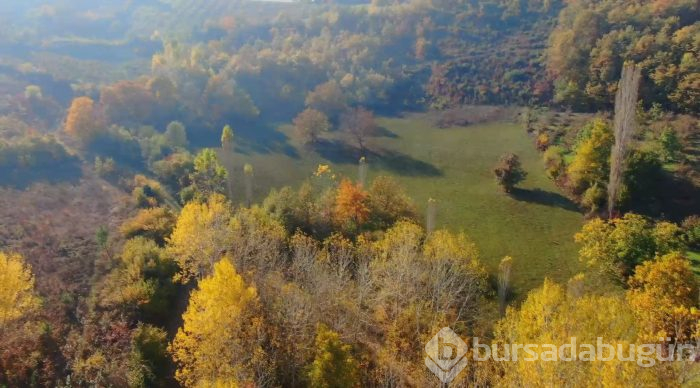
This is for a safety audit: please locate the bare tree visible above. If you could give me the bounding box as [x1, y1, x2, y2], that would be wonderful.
[341, 107, 377, 153]
[358, 157, 368, 188]
[497, 256, 513, 316]
[608, 62, 642, 218]
[244, 163, 254, 207]
[426, 198, 437, 234]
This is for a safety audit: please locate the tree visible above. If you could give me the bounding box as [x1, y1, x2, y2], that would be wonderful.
[497, 256, 513, 316]
[568, 118, 613, 193]
[221, 125, 235, 199]
[493, 153, 526, 193]
[243, 163, 254, 208]
[164, 121, 188, 149]
[494, 279, 659, 387]
[574, 213, 686, 281]
[627, 252, 700, 344]
[0, 252, 39, 328]
[333, 178, 370, 230]
[127, 324, 170, 388]
[186, 149, 228, 202]
[305, 81, 347, 120]
[221, 124, 234, 151]
[100, 80, 156, 126]
[65, 96, 100, 142]
[306, 324, 359, 388]
[658, 127, 682, 162]
[608, 63, 642, 217]
[120, 207, 176, 246]
[167, 194, 232, 282]
[293, 108, 330, 145]
[170, 258, 268, 387]
[367, 175, 416, 228]
[340, 107, 377, 152]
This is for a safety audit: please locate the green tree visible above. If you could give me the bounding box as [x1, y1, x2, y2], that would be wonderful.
[306, 324, 359, 388]
[658, 127, 682, 162]
[164, 121, 189, 149]
[187, 148, 228, 202]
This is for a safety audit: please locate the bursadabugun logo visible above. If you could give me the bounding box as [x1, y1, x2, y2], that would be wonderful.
[424, 327, 469, 384]
[425, 328, 700, 383]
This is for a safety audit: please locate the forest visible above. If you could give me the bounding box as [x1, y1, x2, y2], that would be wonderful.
[0, 0, 699, 387]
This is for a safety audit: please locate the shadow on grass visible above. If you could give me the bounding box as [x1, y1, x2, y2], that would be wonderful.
[511, 188, 579, 212]
[187, 122, 299, 158]
[0, 160, 83, 190]
[375, 126, 399, 138]
[315, 139, 442, 177]
[234, 123, 299, 158]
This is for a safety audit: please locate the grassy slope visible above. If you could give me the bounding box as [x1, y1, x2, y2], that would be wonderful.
[226, 114, 584, 294]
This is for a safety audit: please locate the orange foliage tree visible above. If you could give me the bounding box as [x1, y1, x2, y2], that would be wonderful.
[64, 96, 100, 142]
[333, 178, 370, 229]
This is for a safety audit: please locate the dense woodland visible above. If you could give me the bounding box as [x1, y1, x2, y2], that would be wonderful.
[0, 0, 699, 387]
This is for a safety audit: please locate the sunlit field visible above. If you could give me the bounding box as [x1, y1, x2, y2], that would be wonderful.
[225, 113, 583, 293]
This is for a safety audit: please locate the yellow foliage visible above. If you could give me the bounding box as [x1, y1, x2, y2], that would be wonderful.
[0, 252, 39, 327]
[167, 194, 232, 282]
[627, 253, 700, 343]
[567, 118, 613, 191]
[495, 279, 660, 387]
[170, 258, 263, 387]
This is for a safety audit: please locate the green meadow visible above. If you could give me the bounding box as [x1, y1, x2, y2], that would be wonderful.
[226, 114, 585, 294]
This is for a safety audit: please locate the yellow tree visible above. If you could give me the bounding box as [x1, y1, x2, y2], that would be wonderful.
[494, 279, 660, 387]
[65, 96, 100, 142]
[170, 258, 268, 387]
[0, 252, 40, 328]
[627, 253, 700, 344]
[167, 194, 232, 282]
[567, 118, 614, 192]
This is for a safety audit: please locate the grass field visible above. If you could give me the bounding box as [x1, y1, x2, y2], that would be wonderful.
[226, 113, 585, 294]
[689, 251, 700, 277]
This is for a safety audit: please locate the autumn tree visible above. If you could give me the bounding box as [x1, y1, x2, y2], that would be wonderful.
[170, 258, 270, 387]
[100, 80, 156, 126]
[0, 252, 39, 328]
[293, 108, 330, 146]
[340, 107, 377, 153]
[305, 81, 347, 120]
[494, 279, 660, 386]
[574, 213, 686, 281]
[367, 175, 416, 228]
[333, 178, 370, 231]
[493, 153, 526, 193]
[65, 96, 100, 143]
[608, 63, 641, 217]
[306, 324, 359, 388]
[627, 252, 699, 344]
[120, 207, 176, 245]
[167, 194, 232, 282]
[568, 119, 613, 190]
